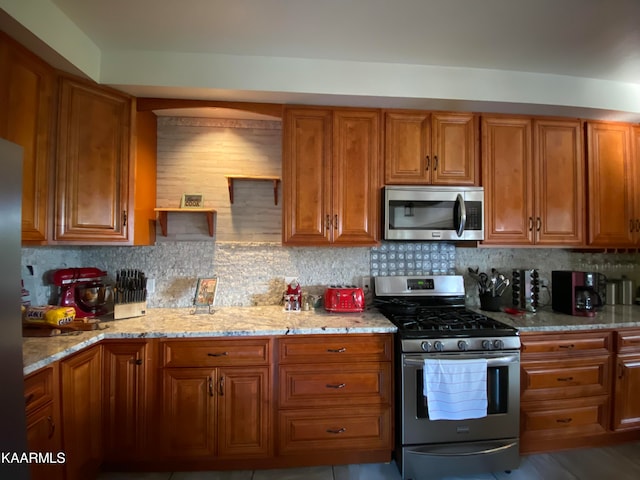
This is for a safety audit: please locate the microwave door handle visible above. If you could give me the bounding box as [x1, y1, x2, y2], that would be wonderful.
[455, 193, 466, 237]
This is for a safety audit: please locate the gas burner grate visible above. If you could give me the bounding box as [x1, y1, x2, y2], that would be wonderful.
[385, 307, 517, 337]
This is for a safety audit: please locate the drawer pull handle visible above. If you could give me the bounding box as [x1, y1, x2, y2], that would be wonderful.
[326, 427, 346, 434]
[208, 376, 214, 397]
[134, 359, 143, 365]
[557, 377, 574, 382]
[556, 418, 573, 424]
[219, 376, 225, 396]
[24, 393, 34, 406]
[47, 416, 55, 439]
[327, 347, 346, 353]
[326, 383, 346, 389]
[207, 352, 228, 357]
[558, 344, 575, 349]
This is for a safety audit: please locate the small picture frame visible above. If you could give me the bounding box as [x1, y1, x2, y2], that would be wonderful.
[194, 277, 218, 307]
[181, 193, 204, 208]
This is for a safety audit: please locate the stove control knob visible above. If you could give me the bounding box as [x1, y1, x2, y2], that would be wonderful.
[420, 341, 432, 352]
[434, 341, 444, 352]
[482, 339, 492, 350]
[493, 339, 504, 350]
[457, 340, 469, 351]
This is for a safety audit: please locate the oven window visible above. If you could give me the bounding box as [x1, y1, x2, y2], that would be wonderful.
[416, 366, 509, 419]
[388, 200, 456, 230]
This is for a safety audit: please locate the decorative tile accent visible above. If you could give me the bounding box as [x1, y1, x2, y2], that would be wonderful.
[371, 241, 456, 276]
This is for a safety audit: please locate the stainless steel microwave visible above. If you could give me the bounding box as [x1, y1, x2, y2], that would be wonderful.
[383, 186, 484, 241]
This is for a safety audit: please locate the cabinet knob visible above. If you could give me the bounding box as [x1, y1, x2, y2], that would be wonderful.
[134, 359, 143, 365]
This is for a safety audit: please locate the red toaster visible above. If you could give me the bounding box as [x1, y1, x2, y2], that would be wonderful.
[324, 286, 365, 312]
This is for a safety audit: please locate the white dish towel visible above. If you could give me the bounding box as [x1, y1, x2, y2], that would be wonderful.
[423, 358, 488, 421]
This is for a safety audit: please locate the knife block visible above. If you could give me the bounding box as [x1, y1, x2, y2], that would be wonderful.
[113, 301, 147, 320]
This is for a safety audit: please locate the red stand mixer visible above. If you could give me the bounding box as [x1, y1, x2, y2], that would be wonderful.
[53, 267, 110, 318]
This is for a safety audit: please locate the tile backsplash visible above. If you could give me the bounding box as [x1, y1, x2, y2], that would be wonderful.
[371, 242, 456, 276]
[21, 242, 640, 309]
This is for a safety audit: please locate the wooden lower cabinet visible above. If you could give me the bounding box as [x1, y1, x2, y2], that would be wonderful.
[60, 345, 103, 480]
[276, 334, 393, 464]
[102, 341, 151, 463]
[24, 365, 64, 480]
[613, 330, 640, 431]
[158, 338, 272, 462]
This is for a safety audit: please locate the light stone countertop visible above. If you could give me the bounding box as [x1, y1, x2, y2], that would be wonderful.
[473, 304, 640, 333]
[22, 306, 396, 375]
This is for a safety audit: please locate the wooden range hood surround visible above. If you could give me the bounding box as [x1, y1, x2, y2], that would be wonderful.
[136, 98, 284, 118]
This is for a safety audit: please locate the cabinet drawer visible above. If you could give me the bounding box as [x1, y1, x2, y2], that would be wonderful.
[521, 355, 611, 401]
[162, 338, 270, 367]
[24, 366, 56, 414]
[520, 395, 610, 443]
[616, 329, 640, 353]
[279, 363, 392, 408]
[278, 406, 391, 454]
[278, 334, 392, 363]
[521, 331, 612, 355]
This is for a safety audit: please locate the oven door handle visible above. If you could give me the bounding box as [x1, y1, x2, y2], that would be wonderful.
[403, 355, 519, 367]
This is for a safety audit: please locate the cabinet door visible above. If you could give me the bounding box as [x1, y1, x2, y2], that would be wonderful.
[282, 108, 332, 245]
[55, 77, 131, 242]
[161, 367, 217, 458]
[60, 346, 102, 480]
[534, 119, 585, 245]
[332, 109, 380, 246]
[217, 367, 271, 458]
[613, 353, 640, 431]
[102, 341, 148, 462]
[481, 116, 533, 245]
[26, 403, 64, 480]
[384, 111, 430, 184]
[0, 34, 54, 244]
[431, 113, 478, 185]
[586, 122, 634, 246]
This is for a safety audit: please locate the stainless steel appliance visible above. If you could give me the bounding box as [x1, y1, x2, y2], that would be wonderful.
[0, 139, 29, 478]
[512, 269, 540, 312]
[383, 186, 484, 241]
[552, 271, 604, 317]
[375, 275, 520, 480]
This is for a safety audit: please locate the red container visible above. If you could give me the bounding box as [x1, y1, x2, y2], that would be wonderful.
[324, 286, 365, 313]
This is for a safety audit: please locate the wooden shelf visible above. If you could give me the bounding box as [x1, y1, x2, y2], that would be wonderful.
[154, 208, 217, 237]
[225, 175, 281, 205]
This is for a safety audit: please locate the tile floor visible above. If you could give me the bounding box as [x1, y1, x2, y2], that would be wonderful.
[98, 441, 640, 480]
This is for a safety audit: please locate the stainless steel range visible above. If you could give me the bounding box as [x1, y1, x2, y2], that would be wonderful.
[375, 275, 521, 480]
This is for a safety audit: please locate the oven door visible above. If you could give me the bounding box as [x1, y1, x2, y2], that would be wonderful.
[401, 351, 520, 445]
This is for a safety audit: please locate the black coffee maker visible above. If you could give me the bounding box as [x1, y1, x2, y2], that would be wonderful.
[552, 271, 604, 317]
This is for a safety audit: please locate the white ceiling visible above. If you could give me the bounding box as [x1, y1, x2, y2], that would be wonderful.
[50, 0, 640, 84]
[4, 0, 640, 120]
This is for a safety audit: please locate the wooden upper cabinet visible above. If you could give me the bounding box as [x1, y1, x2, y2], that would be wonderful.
[482, 116, 585, 246]
[282, 108, 332, 245]
[586, 121, 635, 247]
[0, 33, 54, 244]
[282, 107, 380, 246]
[331, 109, 380, 245]
[482, 116, 533, 244]
[55, 77, 132, 243]
[534, 119, 584, 245]
[384, 111, 478, 185]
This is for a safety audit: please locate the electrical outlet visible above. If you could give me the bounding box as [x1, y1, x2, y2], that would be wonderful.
[359, 276, 372, 293]
[147, 278, 156, 293]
